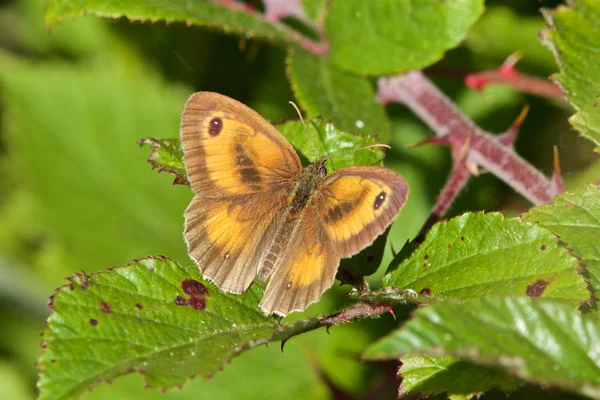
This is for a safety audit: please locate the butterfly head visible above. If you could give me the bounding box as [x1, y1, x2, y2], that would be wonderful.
[308, 155, 328, 178]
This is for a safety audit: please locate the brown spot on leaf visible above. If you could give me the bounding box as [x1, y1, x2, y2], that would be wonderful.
[50, 359, 56, 363]
[424, 254, 429, 261]
[447, 243, 452, 249]
[189, 297, 206, 311]
[526, 279, 547, 297]
[174, 296, 188, 306]
[89, 318, 98, 326]
[99, 302, 113, 313]
[419, 288, 431, 296]
[135, 303, 143, 310]
[540, 244, 547, 251]
[460, 236, 465, 241]
[182, 279, 209, 296]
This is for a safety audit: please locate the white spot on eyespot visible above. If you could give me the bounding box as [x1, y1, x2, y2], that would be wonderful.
[224, 253, 230, 260]
[287, 283, 292, 289]
[355, 120, 364, 128]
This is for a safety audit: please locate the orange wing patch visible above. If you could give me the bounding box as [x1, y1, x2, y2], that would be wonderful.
[319, 166, 409, 258]
[285, 244, 329, 288]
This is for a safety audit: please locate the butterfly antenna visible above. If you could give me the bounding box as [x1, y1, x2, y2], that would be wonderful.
[289, 101, 318, 160]
[327, 143, 391, 159]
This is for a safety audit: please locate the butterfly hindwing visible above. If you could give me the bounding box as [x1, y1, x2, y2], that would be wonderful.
[185, 191, 288, 294]
[259, 208, 339, 316]
[181, 92, 302, 196]
[318, 166, 409, 258]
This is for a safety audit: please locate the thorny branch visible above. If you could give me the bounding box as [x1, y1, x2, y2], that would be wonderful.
[377, 71, 564, 234]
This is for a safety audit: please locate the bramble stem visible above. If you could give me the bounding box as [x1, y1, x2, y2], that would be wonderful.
[378, 71, 560, 212]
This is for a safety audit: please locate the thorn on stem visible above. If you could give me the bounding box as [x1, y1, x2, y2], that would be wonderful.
[500, 104, 530, 147]
[406, 136, 448, 149]
[551, 146, 565, 196]
[498, 52, 522, 78]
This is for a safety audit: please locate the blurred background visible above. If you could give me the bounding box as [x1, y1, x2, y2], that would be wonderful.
[0, 0, 597, 399]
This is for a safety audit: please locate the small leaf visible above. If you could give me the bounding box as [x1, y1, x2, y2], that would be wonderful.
[287, 48, 391, 141]
[325, 0, 484, 75]
[364, 297, 600, 399]
[276, 118, 384, 170]
[141, 118, 384, 183]
[399, 355, 521, 397]
[542, 0, 600, 150]
[384, 213, 588, 305]
[523, 184, 600, 292]
[138, 138, 189, 186]
[46, 0, 298, 46]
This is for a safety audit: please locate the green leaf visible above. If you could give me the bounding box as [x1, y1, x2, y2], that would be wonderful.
[523, 184, 600, 292]
[138, 138, 189, 186]
[36, 256, 271, 398]
[45, 0, 301, 46]
[398, 355, 521, 397]
[325, 0, 484, 75]
[542, 0, 600, 150]
[364, 297, 600, 399]
[37, 256, 344, 399]
[384, 213, 588, 305]
[37, 256, 392, 399]
[287, 49, 391, 141]
[276, 118, 384, 170]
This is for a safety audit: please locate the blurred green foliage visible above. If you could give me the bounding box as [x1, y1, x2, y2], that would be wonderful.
[0, 0, 596, 399]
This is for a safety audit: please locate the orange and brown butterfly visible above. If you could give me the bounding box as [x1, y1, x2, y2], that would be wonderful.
[180, 92, 409, 316]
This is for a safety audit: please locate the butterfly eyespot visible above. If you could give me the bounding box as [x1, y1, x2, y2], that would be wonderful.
[373, 191, 387, 210]
[208, 117, 223, 136]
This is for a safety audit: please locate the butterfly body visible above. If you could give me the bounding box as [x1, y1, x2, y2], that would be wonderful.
[181, 92, 408, 316]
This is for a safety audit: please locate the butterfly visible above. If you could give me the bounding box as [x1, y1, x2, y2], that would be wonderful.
[180, 92, 409, 316]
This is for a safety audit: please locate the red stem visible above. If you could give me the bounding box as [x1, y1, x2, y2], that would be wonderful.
[465, 69, 564, 100]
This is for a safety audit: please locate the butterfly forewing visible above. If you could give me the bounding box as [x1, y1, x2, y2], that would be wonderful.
[181, 92, 302, 197]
